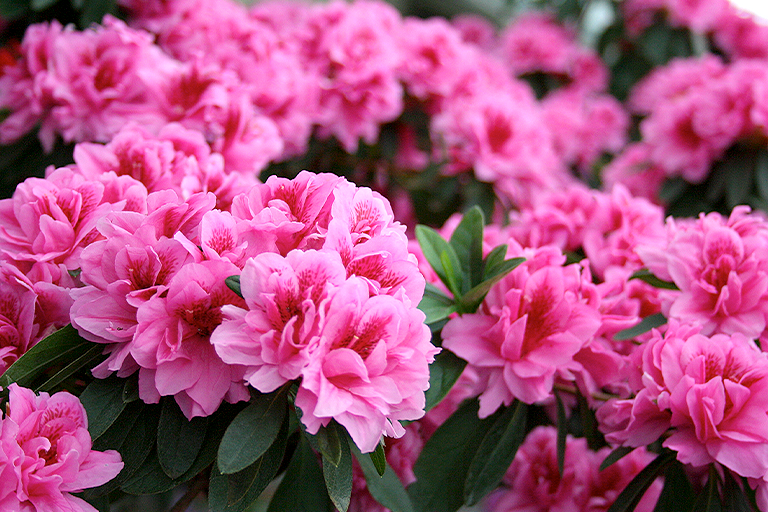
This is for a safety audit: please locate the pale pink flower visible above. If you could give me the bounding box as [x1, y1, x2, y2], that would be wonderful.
[132, 259, 250, 418]
[451, 14, 498, 51]
[713, 5, 768, 60]
[211, 249, 348, 393]
[499, 12, 576, 77]
[667, 0, 729, 32]
[601, 143, 667, 204]
[636, 206, 768, 341]
[0, 384, 123, 512]
[586, 445, 662, 512]
[442, 247, 602, 416]
[296, 277, 437, 453]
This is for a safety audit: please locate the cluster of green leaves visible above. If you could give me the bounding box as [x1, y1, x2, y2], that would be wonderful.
[0, 0, 118, 32]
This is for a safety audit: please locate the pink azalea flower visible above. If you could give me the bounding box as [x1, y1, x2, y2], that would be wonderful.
[211, 249, 348, 393]
[0, 168, 118, 271]
[295, 277, 437, 453]
[442, 247, 602, 416]
[0, 264, 37, 374]
[132, 259, 250, 419]
[598, 321, 768, 481]
[0, 384, 123, 512]
[636, 206, 768, 341]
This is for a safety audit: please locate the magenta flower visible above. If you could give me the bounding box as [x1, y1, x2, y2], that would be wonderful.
[0, 384, 123, 512]
[295, 277, 437, 453]
[132, 259, 250, 418]
[211, 249, 348, 393]
[0, 264, 37, 375]
[442, 247, 601, 416]
[599, 321, 768, 480]
[636, 206, 768, 341]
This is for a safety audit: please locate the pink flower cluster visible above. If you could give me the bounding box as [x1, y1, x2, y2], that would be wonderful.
[0, 384, 123, 512]
[597, 321, 768, 507]
[487, 426, 661, 512]
[614, 56, 768, 185]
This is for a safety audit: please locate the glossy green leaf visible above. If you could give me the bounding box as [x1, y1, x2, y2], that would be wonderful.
[36, 343, 104, 393]
[614, 313, 667, 341]
[267, 435, 332, 512]
[653, 460, 694, 512]
[408, 399, 496, 512]
[418, 284, 457, 325]
[122, 375, 140, 403]
[415, 225, 464, 298]
[449, 206, 485, 292]
[323, 433, 352, 512]
[555, 391, 567, 477]
[607, 450, 675, 512]
[464, 400, 528, 506]
[79, 375, 127, 441]
[79, 0, 117, 27]
[218, 390, 287, 474]
[482, 245, 508, 279]
[424, 350, 467, 412]
[209, 416, 289, 512]
[353, 444, 415, 512]
[458, 257, 525, 313]
[721, 470, 752, 512]
[600, 446, 635, 472]
[369, 441, 387, 477]
[157, 398, 209, 479]
[755, 150, 768, 201]
[225, 275, 242, 298]
[693, 466, 722, 512]
[0, 324, 95, 389]
[630, 269, 679, 290]
[314, 420, 345, 468]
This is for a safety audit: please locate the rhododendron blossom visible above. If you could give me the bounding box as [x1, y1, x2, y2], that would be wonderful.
[598, 322, 768, 480]
[442, 246, 602, 416]
[296, 276, 437, 452]
[0, 384, 123, 512]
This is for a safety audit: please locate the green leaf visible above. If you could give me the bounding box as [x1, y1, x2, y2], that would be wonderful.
[369, 440, 387, 477]
[209, 415, 289, 512]
[408, 399, 496, 512]
[721, 470, 752, 512]
[424, 350, 467, 412]
[119, 449, 177, 495]
[36, 343, 104, 392]
[614, 313, 667, 341]
[449, 206, 485, 292]
[122, 375, 140, 403]
[725, 150, 754, 209]
[31, 0, 58, 10]
[458, 257, 525, 313]
[630, 269, 679, 290]
[755, 150, 768, 202]
[694, 466, 722, 512]
[218, 390, 287, 474]
[267, 435, 332, 512]
[482, 245, 508, 279]
[418, 284, 457, 325]
[314, 420, 345, 468]
[555, 391, 567, 477]
[415, 225, 464, 298]
[352, 444, 415, 512]
[226, 275, 242, 298]
[464, 400, 529, 506]
[0, 0, 29, 19]
[79, 375, 127, 441]
[323, 433, 352, 512]
[0, 324, 96, 389]
[653, 460, 694, 512]
[600, 446, 635, 472]
[607, 450, 675, 512]
[79, 0, 117, 27]
[157, 398, 209, 479]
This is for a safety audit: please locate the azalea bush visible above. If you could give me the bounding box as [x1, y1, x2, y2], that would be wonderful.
[2, 0, 768, 511]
